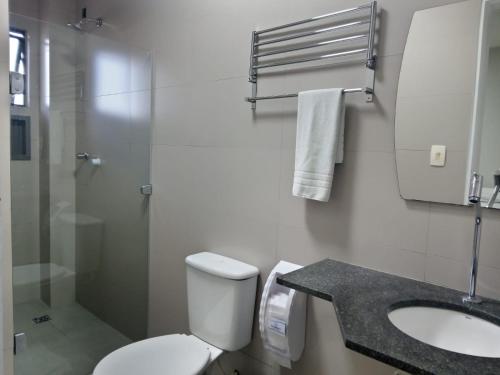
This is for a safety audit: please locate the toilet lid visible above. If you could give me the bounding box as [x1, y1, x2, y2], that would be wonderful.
[93, 334, 212, 375]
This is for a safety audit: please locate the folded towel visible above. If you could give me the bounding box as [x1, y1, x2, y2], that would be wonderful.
[293, 89, 345, 202]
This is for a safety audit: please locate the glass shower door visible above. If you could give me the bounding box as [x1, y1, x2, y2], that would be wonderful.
[10, 13, 151, 375]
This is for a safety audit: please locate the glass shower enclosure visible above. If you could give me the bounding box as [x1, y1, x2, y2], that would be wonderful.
[9, 11, 151, 375]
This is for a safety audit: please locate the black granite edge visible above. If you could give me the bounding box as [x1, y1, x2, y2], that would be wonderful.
[278, 277, 333, 302]
[277, 259, 500, 325]
[344, 340, 431, 375]
[339, 299, 436, 375]
[277, 259, 335, 301]
[276, 259, 500, 375]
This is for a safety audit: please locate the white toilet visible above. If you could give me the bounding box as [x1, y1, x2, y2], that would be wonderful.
[93, 252, 259, 375]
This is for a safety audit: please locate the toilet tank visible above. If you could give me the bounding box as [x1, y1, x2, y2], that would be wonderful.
[185, 252, 259, 351]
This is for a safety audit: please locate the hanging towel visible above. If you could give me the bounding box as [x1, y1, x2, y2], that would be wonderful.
[293, 88, 345, 202]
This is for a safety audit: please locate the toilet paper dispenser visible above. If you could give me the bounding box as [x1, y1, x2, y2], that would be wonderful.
[259, 261, 307, 369]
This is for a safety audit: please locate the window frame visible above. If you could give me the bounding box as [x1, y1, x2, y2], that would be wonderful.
[9, 26, 29, 107]
[10, 115, 31, 161]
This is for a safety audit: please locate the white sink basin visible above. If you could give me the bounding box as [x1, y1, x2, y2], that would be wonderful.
[388, 306, 500, 358]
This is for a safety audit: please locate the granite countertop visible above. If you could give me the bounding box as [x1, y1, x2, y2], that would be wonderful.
[276, 259, 500, 375]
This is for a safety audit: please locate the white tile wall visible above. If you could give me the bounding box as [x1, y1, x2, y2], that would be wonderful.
[9, 0, 77, 26]
[4, 0, 500, 375]
[71, 0, 500, 374]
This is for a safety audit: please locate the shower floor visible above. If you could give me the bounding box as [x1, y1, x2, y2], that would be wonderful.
[14, 300, 132, 375]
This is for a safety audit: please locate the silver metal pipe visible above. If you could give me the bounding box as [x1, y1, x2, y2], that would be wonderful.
[464, 172, 483, 304]
[249, 31, 257, 82]
[254, 34, 367, 58]
[245, 87, 372, 102]
[248, 31, 258, 110]
[255, 20, 370, 47]
[464, 205, 482, 304]
[246, 93, 299, 102]
[255, 3, 372, 35]
[366, 1, 377, 69]
[253, 48, 367, 70]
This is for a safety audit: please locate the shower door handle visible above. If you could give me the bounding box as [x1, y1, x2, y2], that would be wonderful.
[76, 152, 90, 160]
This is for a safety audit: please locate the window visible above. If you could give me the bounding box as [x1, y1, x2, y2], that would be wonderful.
[11, 116, 31, 160]
[9, 28, 27, 106]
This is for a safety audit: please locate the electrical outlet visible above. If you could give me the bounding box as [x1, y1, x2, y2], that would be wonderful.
[430, 145, 446, 167]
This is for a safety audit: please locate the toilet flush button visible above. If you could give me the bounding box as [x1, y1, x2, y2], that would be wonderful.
[430, 145, 446, 167]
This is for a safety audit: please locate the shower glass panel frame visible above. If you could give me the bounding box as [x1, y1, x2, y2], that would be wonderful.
[9, 11, 151, 375]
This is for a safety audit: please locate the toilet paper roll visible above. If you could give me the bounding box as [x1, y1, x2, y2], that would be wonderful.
[269, 293, 287, 309]
[268, 293, 289, 320]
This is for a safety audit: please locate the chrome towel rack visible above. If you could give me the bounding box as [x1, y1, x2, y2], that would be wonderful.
[246, 1, 378, 109]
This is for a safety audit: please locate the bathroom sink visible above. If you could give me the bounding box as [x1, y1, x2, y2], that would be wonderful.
[388, 306, 500, 358]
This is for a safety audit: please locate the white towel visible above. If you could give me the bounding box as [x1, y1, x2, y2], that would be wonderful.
[293, 89, 345, 202]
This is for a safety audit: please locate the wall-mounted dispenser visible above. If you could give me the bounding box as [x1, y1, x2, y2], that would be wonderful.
[259, 261, 307, 368]
[9, 72, 24, 95]
[76, 152, 102, 167]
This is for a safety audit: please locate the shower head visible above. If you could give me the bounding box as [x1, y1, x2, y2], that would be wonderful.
[66, 18, 103, 31]
[67, 7, 103, 31]
[66, 22, 83, 31]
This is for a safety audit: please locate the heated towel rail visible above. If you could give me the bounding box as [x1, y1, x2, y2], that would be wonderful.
[246, 1, 378, 109]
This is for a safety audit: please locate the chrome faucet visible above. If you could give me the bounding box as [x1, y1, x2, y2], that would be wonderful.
[463, 172, 483, 304]
[487, 170, 500, 208]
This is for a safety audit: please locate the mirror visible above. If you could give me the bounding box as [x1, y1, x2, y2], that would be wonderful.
[474, 0, 500, 208]
[395, 0, 500, 208]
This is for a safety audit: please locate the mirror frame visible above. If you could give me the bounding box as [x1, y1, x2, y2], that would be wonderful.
[468, 0, 500, 208]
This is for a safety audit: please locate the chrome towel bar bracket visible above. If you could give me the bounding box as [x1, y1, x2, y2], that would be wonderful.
[246, 1, 378, 109]
[245, 87, 374, 103]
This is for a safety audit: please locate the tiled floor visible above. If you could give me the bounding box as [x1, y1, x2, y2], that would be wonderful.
[14, 300, 132, 375]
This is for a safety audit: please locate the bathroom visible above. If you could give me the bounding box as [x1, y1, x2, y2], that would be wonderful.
[0, 0, 500, 374]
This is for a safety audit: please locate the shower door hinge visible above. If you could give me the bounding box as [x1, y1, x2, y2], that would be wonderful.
[140, 184, 153, 196]
[14, 333, 27, 355]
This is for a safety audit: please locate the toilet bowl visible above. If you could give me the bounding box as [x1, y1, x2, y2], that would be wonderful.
[93, 252, 259, 375]
[93, 334, 222, 375]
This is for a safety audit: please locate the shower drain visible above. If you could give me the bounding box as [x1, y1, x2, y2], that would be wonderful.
[32, 315, 51, 324]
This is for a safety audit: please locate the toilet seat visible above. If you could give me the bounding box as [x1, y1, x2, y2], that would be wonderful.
[93, 334, 221, 375]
